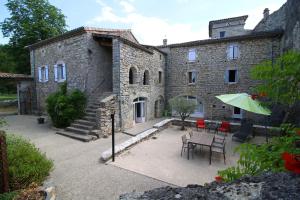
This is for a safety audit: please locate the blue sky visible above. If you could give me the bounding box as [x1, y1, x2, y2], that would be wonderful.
[0, 0, 286, 45]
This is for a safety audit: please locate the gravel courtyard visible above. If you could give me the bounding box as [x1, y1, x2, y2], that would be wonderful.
[2, 115, 169, 200]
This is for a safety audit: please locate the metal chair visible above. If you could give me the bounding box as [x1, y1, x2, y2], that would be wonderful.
[211, 137, 226, 164]
[181, 135, 194, 158]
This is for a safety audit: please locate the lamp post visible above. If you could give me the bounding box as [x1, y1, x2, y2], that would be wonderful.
[111, 111, 115, 162]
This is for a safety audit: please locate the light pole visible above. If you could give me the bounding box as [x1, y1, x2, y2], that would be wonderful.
[111, 111, 115, 162]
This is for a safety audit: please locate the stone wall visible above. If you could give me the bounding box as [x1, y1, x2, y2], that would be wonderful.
[31, 32, 113, 112]
[164, 37, 281, 123]
[211, 19, 250, 39]
[116, 40, 166, 130]
[96, 94, 117, 137]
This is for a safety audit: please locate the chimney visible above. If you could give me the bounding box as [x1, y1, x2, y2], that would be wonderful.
[163, 38, 167, 46]
[263, 8, 270, 20]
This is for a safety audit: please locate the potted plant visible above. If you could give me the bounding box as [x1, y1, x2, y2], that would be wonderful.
[37, 111, 45, 124]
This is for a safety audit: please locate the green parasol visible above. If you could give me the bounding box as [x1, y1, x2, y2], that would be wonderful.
[216, 93, 271, 116]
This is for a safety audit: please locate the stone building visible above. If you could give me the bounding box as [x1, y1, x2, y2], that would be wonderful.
[27, 0, 299, 140]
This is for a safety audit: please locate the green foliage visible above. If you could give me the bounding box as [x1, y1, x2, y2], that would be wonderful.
[218, 124, 300, 182]
[0, 117, 7, 128]
[46, 83, 86, 128]
[0, 94, 17, 101]
[0, 191, 19, 200]
[6, 134, 53, 190]
[0, 45, 17, 73]
[0, 0, 67, 74]
[250, 51, 300, 122]
[169, 97, 197, 129]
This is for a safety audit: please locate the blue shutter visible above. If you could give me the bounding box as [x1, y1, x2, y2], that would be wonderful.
[45, 66, 49, 82]
[38, 67, 42, 82]
[62, 64, 66, 81]
[235, 70, 239, 83]
[224, 70, 229, 83]
[54, 65, 58, 82]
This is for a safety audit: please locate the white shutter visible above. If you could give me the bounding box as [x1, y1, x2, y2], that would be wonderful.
[54, 65, 58, 82]
[38, 67, 42, 82]
[235, 70, 239, 83]
[45, 66, 49, 82]
[224, 70, 229, 83]
[235, 46, 240, 59]
[229, 46, 234, 60]
[62, 64, 66, 81]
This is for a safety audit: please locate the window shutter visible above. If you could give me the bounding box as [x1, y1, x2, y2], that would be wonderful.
[229, 46, 234, 60]
[224, 70, 229, 83]
[54, 65, 58, 82]
[235, 46, 240, 59]
[45, 66, 49, 82]
[38, 67, 42, 82]
[235, 70, 239, 83]
[62, 64, 66, 81]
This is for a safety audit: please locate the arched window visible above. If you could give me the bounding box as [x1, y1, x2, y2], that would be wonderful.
[129, 67, 137, 84]
[143, 70, 149, 85]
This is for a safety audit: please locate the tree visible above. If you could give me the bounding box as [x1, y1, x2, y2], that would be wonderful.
[0, 0, 67, 74]
[169, 97, 197, 130]
[0, 45, 17, 73]
[250, 51, 300, 123]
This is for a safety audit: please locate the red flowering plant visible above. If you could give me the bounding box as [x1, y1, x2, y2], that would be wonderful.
[282, 152, 300, 174]
[215, 176, 223, 183]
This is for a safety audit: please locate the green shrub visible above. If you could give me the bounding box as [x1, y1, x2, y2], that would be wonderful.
[46, 83, 86, 128]
[6, 134, 53, 190]
[218, 124, 300, 182]
[0, 191, 18, 200]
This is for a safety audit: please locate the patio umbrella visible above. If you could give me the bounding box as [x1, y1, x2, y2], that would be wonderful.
[216, 93, 271, 116]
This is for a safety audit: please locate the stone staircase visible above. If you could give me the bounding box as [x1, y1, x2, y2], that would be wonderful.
[56, 92, 112, 142]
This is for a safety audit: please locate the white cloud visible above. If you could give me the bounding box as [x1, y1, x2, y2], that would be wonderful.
[87, 0, 207, 45]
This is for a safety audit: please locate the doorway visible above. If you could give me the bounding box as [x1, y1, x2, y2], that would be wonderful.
[133, 97, 146, 123]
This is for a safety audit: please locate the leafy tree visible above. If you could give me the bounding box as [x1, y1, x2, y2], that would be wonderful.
[251, 51, 300, 123]
[0, 44, 17, 73]
[169, 96, 197, 130]
[0, 0, 67, 74]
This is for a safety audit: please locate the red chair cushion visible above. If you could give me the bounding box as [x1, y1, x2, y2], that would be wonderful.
[196, 119, 205, 129]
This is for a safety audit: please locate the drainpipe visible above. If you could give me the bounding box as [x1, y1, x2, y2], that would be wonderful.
[117, 40, 123, 129]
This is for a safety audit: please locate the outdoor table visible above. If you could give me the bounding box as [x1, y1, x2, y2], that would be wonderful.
[187, 132, 215, 164]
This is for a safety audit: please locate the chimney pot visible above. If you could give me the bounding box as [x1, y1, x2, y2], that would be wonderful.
[163, 38, 167, 46]
[263, 8, 270, 19]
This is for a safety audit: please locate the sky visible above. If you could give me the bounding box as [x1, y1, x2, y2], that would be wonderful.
[0, 0, 287, 45]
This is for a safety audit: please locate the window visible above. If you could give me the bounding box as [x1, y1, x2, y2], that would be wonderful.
[38, 66, 48, 83]
[225, 69, 238, 83]
[188, 71, 196, 84]
[220, 31, 226, 38]
[233, 107, 242, 119]
[228, 45, 239, 60]
[54, 63, 66, 82]
[129, 67, 137, 84]
[172, 96, 204, 118]
[188, 49, 196, 62]
[143, 70, 149, 85]
[158, 71, 162, 84]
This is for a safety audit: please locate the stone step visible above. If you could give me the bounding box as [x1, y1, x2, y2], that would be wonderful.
[83, 116, 96, 122]
[85, 108, 97, 113]
[71, 123, 94, 130]
[74, 119, 96, 127]
[66, 126, 90, 135]
[56, 131, 95, 142]
[85, 112, 96, 117]
[88, 105, 100, 110]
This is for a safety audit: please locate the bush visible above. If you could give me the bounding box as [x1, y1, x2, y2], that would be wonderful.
[0, 191, 18, 200]
[46, 83, 86, 128]
[6, 134, 53, 191]
[218, 124, 300, 182]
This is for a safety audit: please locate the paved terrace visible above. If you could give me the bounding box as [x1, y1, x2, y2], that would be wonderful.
[2, 115, 170, 200]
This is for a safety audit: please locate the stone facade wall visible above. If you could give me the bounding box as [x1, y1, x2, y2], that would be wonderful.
[116, 41, 166, 129]
[31, 32, 113, 112]
[165, 37, 281, 123]
[211, 19, 249, 39]
[96, 94, 117, 136]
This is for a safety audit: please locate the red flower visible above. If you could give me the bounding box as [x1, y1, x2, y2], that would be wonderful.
[259, 92, 267, 97]
[282, 152, 300, 174]
[215, 176, 223, 182]
[251, 94, 258, 100]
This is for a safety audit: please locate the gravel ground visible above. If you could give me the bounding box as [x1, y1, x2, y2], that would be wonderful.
[2, 115, 169, 200]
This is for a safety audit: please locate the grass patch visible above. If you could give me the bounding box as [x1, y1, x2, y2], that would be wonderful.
[0, 191, 19, 200]
[6, 134, 53, 191]
[0, 94, 17, 101]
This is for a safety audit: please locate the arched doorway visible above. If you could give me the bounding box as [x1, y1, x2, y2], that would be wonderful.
[133, 97, 146, 123]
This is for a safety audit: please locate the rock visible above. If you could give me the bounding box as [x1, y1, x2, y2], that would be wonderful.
[119, 172, 300, 200]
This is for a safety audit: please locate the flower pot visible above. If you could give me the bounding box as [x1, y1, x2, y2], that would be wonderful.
[37, 117, 45, 124]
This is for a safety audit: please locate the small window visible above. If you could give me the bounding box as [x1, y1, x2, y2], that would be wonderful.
[233, 107, 242, 119]
[129, 67, 137, 84]
[220, 31, 226, 38]
[225, 69, 238, 83]
[188, 71, 196, 84]
[158, 71, 162, 84]
[228, 45, 239, 60]
[54, 63, 66, 82]
[159, 54, 162, 60]
[188, 49, 196, 62]
[38, 66, 48, 83]
[143, 70, 149, 85]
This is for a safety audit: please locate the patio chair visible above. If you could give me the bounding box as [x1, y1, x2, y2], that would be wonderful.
[232, 120, 253, 142]
[217, 121, 230, 135]
[196, 119, 206, 131]
[214, 133, 226, 145]
[181, 135, 194, 158]
[211, 137, 226, 164]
